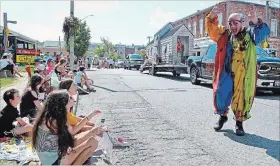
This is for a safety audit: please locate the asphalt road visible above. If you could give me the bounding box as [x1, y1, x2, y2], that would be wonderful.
[77, 68, 280, 166]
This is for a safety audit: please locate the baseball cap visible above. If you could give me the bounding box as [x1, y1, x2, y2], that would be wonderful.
[35, 58, 41, 63]
[37, 64, 45, 71]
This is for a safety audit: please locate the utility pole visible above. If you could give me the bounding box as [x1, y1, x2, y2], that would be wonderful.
[265, 0, 269, 25]
[0, 1, 2, 27]
[3, 13, 17, 53]
[69, 0, 75, 70]
[147, 36, 151, 43]
[3, 13, 8, 52]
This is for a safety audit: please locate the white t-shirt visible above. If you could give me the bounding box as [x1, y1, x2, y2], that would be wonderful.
[74, 71, 84, 84]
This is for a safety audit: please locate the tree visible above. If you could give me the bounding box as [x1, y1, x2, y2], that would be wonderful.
[100, 37, 113, 56]
[63, 18, 91, 59]
[137, 49, 147, 58]
[94, 45, 105, 57]
[74, 21, 91, 58]
[62, 16, 80, 47]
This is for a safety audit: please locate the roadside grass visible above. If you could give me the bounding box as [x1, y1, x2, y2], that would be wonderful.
[0, 65, 30, 89]
[0, 78, 20, 89]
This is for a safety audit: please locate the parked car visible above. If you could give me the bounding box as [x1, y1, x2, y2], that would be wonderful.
[116, 59, 124, 68]
[187, 44, 280, 94]
[124, 54, 144, 70]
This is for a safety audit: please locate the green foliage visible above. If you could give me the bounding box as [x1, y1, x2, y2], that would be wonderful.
[62, 16, 80, 46]
[137, 49, 147, 58]
[94, 45, 105, 57]
[108, 54, 122, 61]
[100, 37, 113, 56]
[63, 18, 91, 59]
[74, 21, 91, 58]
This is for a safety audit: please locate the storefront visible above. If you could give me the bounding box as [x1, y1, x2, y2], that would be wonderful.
[15, 48, 40, 63]
[1, 26, 39, 63]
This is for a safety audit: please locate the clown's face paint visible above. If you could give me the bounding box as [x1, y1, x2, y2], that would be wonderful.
[229, 20, 243, 35]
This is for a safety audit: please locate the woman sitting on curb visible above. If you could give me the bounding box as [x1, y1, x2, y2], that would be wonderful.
[0, 89, 32, 138]
[32, 90, 104, 165]
[20, 75, 44, 121]
[54, 59, 74, 80]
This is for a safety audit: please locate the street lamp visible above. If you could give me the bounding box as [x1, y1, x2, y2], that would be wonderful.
[81, 14, 94, 21]
[79, 14, 94, 32]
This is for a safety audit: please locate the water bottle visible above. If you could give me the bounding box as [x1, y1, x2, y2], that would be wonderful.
[97, 119, 113, 163]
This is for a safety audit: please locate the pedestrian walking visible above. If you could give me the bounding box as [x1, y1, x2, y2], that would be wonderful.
[206, 4, 270, 136]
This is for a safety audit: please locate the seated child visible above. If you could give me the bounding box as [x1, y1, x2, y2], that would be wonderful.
[58, 79, 96, 131]
[74, 66, 96, 92]
[0, 89, 32, 138]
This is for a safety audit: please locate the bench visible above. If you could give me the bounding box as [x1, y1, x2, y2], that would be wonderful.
[0, 70, 13, 78]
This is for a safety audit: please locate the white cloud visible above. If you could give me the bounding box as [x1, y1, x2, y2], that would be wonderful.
[8, 23, 63, 41]
[149, 7, 178, 29]
[55, 12, 68, 22]
[76, 1, 120, 13]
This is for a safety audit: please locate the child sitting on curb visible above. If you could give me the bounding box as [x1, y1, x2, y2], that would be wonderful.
[59, 79, 96, 131]
[74, 66, 96, 92]
[0, 89, 33, 138]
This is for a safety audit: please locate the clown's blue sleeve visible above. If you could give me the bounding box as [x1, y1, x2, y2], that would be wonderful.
[248, 18, 270, 45]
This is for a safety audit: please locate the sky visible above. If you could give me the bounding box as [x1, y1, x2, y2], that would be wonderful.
[1, 0, 269, 45]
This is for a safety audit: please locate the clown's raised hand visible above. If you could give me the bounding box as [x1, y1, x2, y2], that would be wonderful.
[210, 3, 222, 18]
[248, 5, 258, 24]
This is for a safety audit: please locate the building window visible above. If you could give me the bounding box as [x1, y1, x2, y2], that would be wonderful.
[199, 18, 203, 37]
[193, 22, 197, 37]
[188, 22, 191, 31]
[217, 13, 223, 25]
[162, 45, 166, 54]
[271, 19, 278, 37]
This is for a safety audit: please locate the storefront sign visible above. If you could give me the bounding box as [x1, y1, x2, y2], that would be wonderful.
[16, 55, 36, 63]
[16, 48, 40, 55]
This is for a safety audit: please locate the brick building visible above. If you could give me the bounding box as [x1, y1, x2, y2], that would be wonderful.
[172, 0, 280, 56]
[125, 47, 135, 57]
[39, 41, 68, 56]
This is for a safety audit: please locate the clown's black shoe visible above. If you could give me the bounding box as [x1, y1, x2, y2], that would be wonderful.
[214, 116, 228, 131]
[235, 121, 245, 136]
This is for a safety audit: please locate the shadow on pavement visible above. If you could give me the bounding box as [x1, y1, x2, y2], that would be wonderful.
[222, 129, 280, 161]
[199, 83, 213, 89]
[86, 69, 97, 71]
[93, 85, 118, 92]
[144, 73, 191, 82]
[255, 91, 280, 101]
[198, 84, 280, 100]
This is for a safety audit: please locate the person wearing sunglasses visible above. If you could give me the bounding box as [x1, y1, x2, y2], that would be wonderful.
[205, 5, 270, 136]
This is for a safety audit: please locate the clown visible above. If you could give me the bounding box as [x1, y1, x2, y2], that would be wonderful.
[205, 5, 270, 136]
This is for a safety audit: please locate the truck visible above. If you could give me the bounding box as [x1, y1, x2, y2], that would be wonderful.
[140, 46, 188, 77]
[124, 54, 144, 70]
[187, 43, 280, 94]
[141, 62, 188, 76]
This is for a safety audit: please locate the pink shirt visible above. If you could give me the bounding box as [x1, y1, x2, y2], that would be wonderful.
[46, 66, 54, 75]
